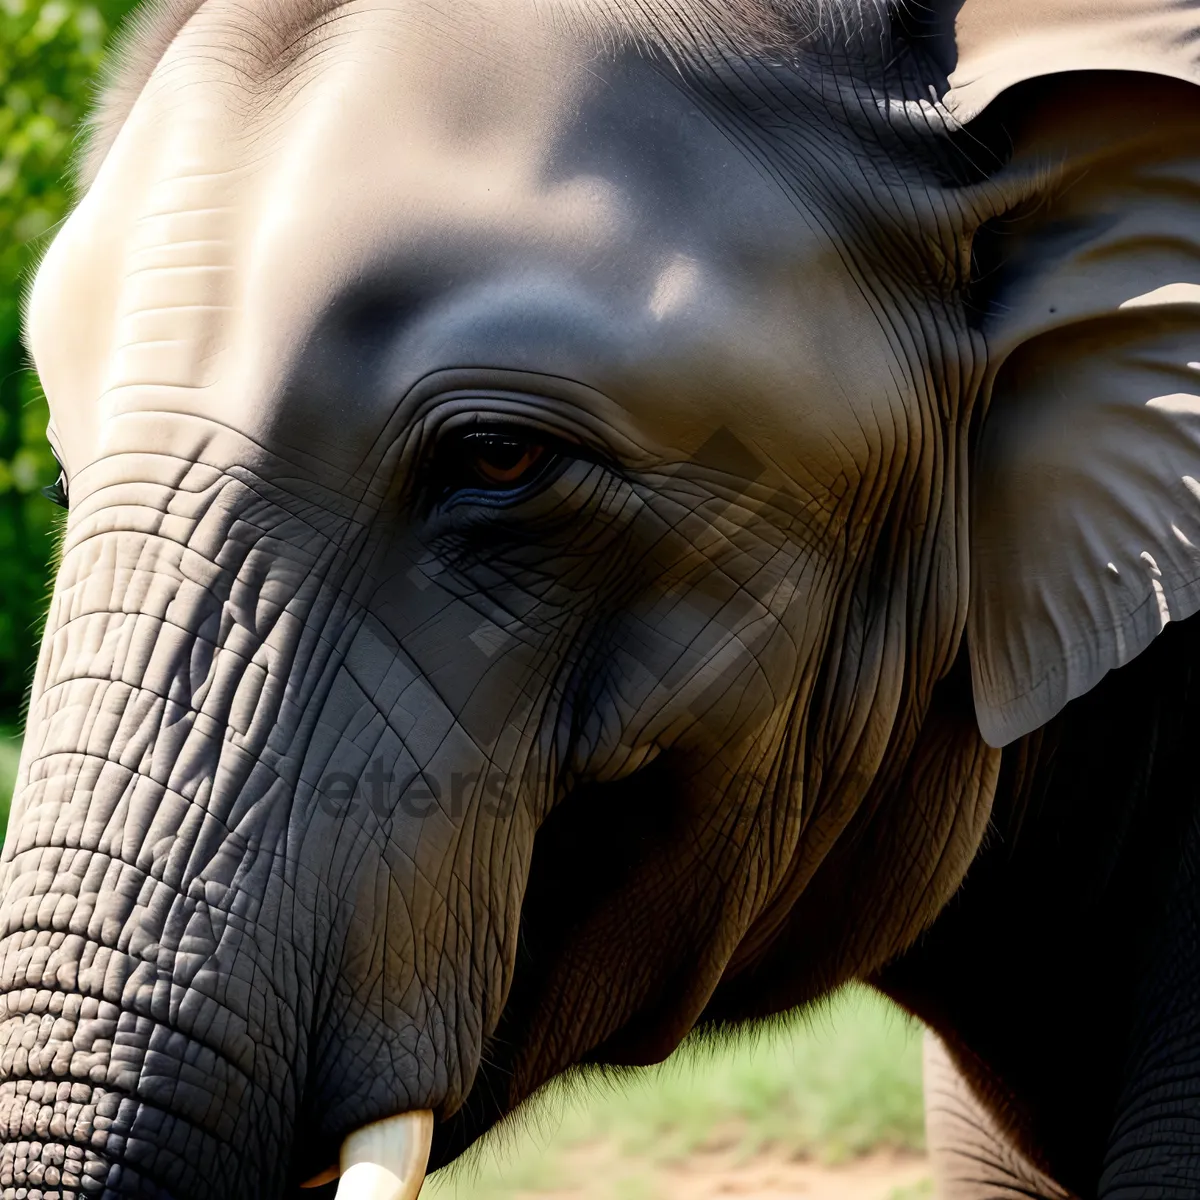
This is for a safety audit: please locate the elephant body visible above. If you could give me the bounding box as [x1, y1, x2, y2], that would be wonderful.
[4, 0, 1200, 1196]
[890, 617, 1200, 1197]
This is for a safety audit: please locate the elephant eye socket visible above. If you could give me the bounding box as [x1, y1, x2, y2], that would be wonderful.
[443, 431, 554, 495]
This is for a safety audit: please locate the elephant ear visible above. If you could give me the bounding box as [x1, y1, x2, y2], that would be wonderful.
[942, 0, 1200, 123]
[946, 2, 1200, 747]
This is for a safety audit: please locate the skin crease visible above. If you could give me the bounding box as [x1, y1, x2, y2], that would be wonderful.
[5, 0, 1200, 1196]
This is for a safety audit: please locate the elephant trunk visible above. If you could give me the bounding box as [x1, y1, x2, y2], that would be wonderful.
[0, 643, 309, 1199]
[0, 486, 482, 1198]
[0, 784, 296, 1197]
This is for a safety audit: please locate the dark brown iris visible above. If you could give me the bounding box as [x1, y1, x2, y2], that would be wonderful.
[464, 433, 547, 488]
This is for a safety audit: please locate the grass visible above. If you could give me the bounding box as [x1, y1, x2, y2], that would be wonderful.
[887, 1182, 934, 1200]
[429, 985, 925, 1200]
[0, 725, 20, 843]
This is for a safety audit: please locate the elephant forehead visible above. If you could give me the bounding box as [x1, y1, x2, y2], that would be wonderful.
[28, 0, 900, 493]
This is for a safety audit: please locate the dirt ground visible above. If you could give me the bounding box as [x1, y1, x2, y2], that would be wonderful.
[651, 1151, 929, 1200]
[521, 1146, 931, 1200]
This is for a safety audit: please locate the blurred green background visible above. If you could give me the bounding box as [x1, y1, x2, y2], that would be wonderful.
[1, 15, 929, 1196]
[427, 985, 928, 1200]
[1, 0, 141, 826]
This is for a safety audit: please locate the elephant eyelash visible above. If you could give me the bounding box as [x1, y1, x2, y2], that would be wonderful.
[42, 460, 69, 510]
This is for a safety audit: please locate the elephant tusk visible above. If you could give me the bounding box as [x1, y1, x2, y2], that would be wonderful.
[321, 1110, 433, 1200]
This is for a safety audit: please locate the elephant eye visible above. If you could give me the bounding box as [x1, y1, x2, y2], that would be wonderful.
[42, 461, 69, 510]
[441, 430, 556, 497]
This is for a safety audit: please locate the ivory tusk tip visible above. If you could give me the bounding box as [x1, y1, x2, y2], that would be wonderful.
[334, 1109, 434, 1200]
[335, 1162, 415, 1200]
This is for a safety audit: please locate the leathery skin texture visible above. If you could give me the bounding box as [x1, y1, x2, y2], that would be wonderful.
[6, 0, 1200, 1196]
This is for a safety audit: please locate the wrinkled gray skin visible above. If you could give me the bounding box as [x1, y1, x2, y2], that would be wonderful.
[6, 0, 1200, 1196]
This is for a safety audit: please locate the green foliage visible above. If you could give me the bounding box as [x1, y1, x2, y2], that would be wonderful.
[0, 725, 19, 838]
[0, 0, 134, 717]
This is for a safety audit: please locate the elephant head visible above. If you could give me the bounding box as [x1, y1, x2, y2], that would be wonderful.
[5, 0, 1200, 1195]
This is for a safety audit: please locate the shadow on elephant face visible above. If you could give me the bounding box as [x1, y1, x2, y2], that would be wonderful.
[8, 0, 1200, 1195]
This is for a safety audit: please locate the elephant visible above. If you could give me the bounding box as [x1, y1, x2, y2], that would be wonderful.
[7, 0, 1200, 1195]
